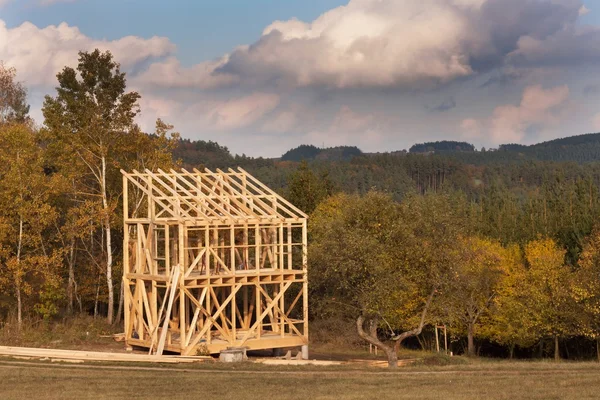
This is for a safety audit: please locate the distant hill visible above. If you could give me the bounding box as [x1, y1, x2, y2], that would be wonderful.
[167, 132, 600, 210]
[173, 138, 235, 169]
[172, 131, 600, 174]
[409, 141, 475, 153]
[281, 145, 363, 162]
[497, 132, 600, 163]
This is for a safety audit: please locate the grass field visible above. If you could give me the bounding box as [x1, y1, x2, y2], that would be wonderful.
[1, 358, 600, 400]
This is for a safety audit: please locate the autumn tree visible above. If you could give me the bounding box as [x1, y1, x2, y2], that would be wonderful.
[437, 237, 506, 356]
[483, 245, 539, 358]
[0, 124, 62, 326]
[525, 238, 577, 361]
[42, 50, 157, 323]
[310, 191, 470, 367]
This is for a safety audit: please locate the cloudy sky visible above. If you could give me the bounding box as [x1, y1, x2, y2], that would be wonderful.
[2, 0, 600, 156]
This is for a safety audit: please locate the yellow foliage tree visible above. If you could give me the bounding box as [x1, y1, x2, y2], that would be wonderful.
[437, 237, 507, 356]
[482, 245, 540, 358]
[0, 124, 62, 325]
[524, 238, 577, 361]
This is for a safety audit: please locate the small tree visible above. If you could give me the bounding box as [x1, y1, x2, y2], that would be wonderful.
[438, 237, 506, 356]
[525, 238, 577, 361]
[483, 245, 540, 359]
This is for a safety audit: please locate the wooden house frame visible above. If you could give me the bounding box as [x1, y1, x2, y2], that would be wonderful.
[121, 167, 308, 356]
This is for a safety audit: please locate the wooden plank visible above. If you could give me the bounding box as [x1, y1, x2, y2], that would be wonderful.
[0, 346, 208, 363]
[156, 266, 180, 355]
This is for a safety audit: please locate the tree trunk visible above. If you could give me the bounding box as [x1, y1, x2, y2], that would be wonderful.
[467, 323, 475, 357]
[67, 237, 76, 314]
[94, 272, 100, 318]
[115, 279, 124, 325]
[101, 155, 114, 324]
[509, 344, 515, 360]
[16, 283, 22, 328]
[596, 337, 600, 363]
[554, 335, 560, 362]
[16, 215, 23, 328]
[356, 316, 398, 368]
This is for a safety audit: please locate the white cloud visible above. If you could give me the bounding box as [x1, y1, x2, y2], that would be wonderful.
[206, 0, 589, 90]
[465, 85, 570, 144]
[579, 5, 591, 16]
[185, 93, 280, 131]
[221, 0, 478, 89]
[133, 56, 238, 90]
[0, 20, 175, 86]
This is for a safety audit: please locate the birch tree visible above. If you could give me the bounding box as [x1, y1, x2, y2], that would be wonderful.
[42, 49, 141, 324]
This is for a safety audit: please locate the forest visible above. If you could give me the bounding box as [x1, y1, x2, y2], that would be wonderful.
[3, 49, 600, 365]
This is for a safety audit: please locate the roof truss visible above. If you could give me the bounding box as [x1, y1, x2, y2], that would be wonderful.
[121, 167, 307, 224]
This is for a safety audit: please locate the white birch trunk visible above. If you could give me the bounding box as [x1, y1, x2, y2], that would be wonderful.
[16, 216, 23, 327]
[101, 155, 114, 324]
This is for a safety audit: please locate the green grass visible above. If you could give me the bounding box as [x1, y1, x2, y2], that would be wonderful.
[1, 358, 600, 399]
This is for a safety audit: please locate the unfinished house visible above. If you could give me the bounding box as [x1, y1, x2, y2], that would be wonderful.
[121, 168, 308, 356]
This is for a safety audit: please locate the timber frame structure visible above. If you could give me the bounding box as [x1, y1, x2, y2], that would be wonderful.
[121, 167, 308, 355]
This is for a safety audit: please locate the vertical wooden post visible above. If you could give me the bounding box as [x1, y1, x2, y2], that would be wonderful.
[122, 175, 131, 340]
[230, 225, 237, 340]
[279, 224, 284, 270]
[243, 285, 249, 329]
[179, 224, 186, 352]
[255, 224, 260, 272]
[165, 225, 170, 276]
[205, 226, 210, 276]
[287, 223, 292, 270]
[230, 225, 236, 273]
[244, 224, 249, 269]
[256, 284, 262, 339]
[206, 282, 211, 345]
[302, 219, 308, 340]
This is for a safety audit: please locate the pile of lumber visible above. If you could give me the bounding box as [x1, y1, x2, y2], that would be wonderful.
[0, 346, 211, 364]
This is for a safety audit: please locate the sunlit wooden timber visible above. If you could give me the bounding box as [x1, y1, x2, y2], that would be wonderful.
[121, 167, 308, 355]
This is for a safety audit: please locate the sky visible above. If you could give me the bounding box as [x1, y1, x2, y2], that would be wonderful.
[2, 0, 600, 157]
